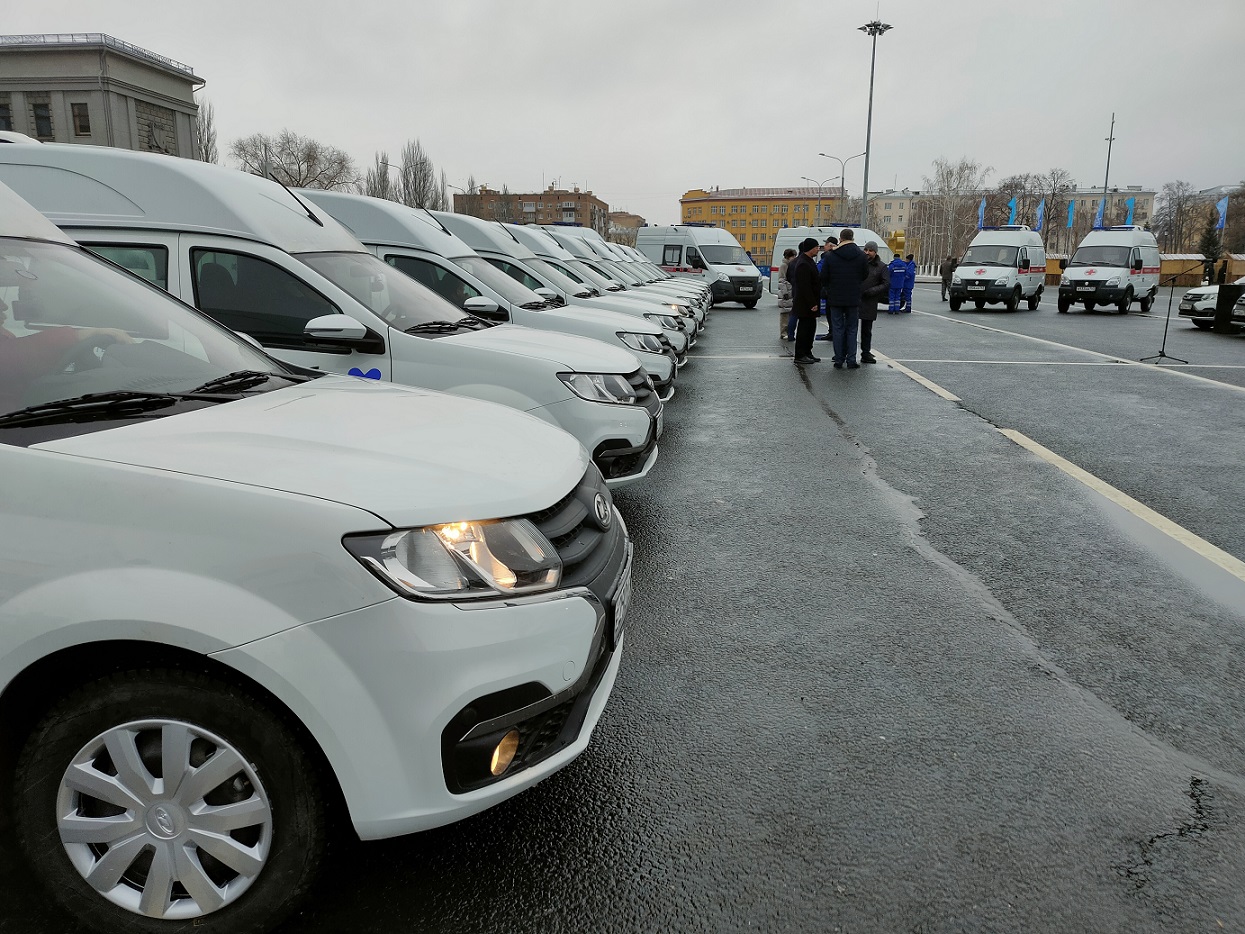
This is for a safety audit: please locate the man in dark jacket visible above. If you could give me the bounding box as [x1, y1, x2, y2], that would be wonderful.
[789, 237, 822, 365]
[938, 255, 957, 301]
[859, 242, 889, 364]
[819, 228, 868, 368]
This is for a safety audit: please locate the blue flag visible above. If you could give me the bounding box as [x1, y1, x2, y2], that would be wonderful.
[1125, 197, 1135, 225]
[1035, 199, 1046, 232]
[977, 197, 986, 229]
[1217, 196, 1230, 230]
[1093, 198, 1105, 229]
[1066, 200, 1075, 228]
[1007, 197, 1017, 225]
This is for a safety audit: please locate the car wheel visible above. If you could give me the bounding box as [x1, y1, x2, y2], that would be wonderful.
[742, 299, 758, 309]
[1192, 320, 1213, 330]
[1004, 287, 1021, 311]
[1057, 296, 1071, 313]
[949, 297, 962, 311]
[1117, 288, 1133, 314]
[1027, 288, 1042, 310]
[1140, 293, 1154, 313]
[13, 668, 327, 934]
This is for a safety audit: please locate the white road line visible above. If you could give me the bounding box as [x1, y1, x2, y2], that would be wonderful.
[874, 353, 961, 401]
[998, 428, 1245, 585]
[911, 310, 1245, 395]
[891, 359, 1245, 369]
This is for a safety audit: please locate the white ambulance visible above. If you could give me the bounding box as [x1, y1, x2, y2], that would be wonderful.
[635, 225, 764, 307]
[949, 226, 1047, 311]
[767, 226, 893, 293]
[1057, 226, 1161, 314]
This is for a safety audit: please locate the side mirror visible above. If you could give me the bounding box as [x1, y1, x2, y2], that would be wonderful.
[1018, 260, 1030, 271]
[1132, 258, 1144, 272]
[534, 287, 558, 301]
[463, 295, 507, 320]
[606, 279, 625, 290]
[304, 314, 368, 341]
[1059, 258, 1068, 270]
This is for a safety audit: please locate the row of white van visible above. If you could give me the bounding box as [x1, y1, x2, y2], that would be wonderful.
[0, 142, 718, 933]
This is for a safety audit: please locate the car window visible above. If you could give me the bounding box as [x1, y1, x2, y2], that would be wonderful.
[83, 243, 169, 290]
[486, 257, 545, 291]
[385, 255, 481, 307]
[191, 248, 339, 344]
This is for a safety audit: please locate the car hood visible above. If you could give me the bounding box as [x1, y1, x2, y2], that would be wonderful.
[534, 302, 663, 335]
[446, 323, 641, 373]
[710, 264, 761, 277]
[37, 377, 587, 527]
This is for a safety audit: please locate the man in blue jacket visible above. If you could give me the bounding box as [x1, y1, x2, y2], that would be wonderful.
[819, 228, 869, 368]
[901, 253, 917, 312]
[887, 255, 907, 313]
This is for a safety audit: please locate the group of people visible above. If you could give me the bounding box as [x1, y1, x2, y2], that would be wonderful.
[887, 254, 917, 313]
[778, 229, 890, 368]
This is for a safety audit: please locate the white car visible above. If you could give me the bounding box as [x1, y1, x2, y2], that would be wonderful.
[1179, 276, 1245, 329]
[0, 181, 631, 933]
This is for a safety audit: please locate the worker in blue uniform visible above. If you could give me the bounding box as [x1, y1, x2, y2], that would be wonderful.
[887, 255, 907, 313]
[901, 254, 917, 312]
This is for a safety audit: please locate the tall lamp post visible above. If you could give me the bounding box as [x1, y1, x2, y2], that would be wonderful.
[800, 176, 838, 227]
[818, 152, 865, 224]
[858, 19, 893, 229]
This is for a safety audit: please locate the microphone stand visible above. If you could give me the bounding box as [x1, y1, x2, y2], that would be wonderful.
[1139, 261, 1203, 365]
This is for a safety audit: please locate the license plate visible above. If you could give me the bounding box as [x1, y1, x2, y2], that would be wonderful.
[1179, 303, 1193, 311]
[738, 286, 754, 293]
[655, 411, 664, 439]
[612, 559, 632, 647]
[1077, 286, 1095, 292]
[967, 285, 985, 291]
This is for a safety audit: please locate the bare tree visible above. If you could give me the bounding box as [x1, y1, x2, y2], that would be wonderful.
[195, 97, 218, 164]
[915, 157, 994, 262]
[491, 184, 516, 224]
[456, 174, 485, 217]
[361, 151, 400, 201]
[1151, 181, 1199, 252]
[230, 130, 359, 190]
[389, 138, 441, 208]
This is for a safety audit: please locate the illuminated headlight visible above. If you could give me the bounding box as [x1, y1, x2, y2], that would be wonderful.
[618, 331, 666, 353]
[716, 272, 729, 282]
[1060, 275, 1070, 285]
[994, 277, 1009, 285]
[645, 313, 682, 330]
[1104, 277, 1121, 287]
[664, 301, 691, 314]
[559, 371, 639, 405]
[952, 275, 962, 284]
[345, 520, 561, 600]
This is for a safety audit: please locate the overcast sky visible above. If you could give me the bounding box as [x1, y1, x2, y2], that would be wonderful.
[13, 0, 1245, 223]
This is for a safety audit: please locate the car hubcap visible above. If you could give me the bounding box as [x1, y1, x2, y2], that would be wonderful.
[55, 719, 272, 920]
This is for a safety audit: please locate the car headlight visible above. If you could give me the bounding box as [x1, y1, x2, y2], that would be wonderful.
[345, 520, 561, 600]
[618, 331, 666, 353]
[952, 275, 961, 284]
[1104, 277, 1121, 287]
[664, 301, 691, 314]
[994, 277, 1009, 285]
[716, 272, 730, 282]
[559, 372, 639, 405]
[645, 313, 682, 330]
[1060, 275, 1070, 285]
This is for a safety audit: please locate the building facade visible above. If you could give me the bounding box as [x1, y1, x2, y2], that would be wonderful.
[607, 210, 646, 246]
[680, 186, 848, 261]
[453, 184, 609, 234]
[0, 34, 202, 156]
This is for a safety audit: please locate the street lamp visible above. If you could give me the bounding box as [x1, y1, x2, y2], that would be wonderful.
[818, 152, 865, 224]
[858, 19, 893, 229]
[800, 176, 837, 227]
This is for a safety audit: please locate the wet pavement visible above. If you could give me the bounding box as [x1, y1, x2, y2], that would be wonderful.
[4, 290, 1245, 933]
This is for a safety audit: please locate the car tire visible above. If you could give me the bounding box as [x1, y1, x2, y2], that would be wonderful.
[1057, 295, 1071, 313]
[742, 299, 758, 309]
[13, 668, 327, 934]
[1140, 293, 1154, 313]
[949, 297, 962, 311]
[1117, 288, 1133, 314]
[1027, 287, 1042, 310]
[1005, 287, 1021, 312]
[1192, 320, 1213, 330]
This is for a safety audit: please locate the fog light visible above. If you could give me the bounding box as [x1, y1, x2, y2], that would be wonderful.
[490, 729, 521, 776]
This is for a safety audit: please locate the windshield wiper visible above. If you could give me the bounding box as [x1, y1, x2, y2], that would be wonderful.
[0, 390, 182, 428]
[453, 316, 494, 330]
[188, 370, 274, 394]
[521, 300, 550, 310]
[405, 320, 467, 334]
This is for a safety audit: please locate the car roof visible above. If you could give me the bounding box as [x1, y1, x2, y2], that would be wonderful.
[431, 211, 539, 260]
[297, 189, 476, 258]
[0, 178, 76, 244]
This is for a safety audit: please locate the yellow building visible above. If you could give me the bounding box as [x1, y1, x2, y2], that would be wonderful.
[680, 186, 848, 261]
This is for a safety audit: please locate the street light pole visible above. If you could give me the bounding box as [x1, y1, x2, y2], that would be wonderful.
[818, 152, 864, 224]
[801, 176, 836, 227]
[858, 19, 893, 229]
[1100, 112, 1115, 227]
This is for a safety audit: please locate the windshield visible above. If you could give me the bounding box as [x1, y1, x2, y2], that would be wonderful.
[700, 244, 748, 265]
[1069, 245, 1131, 267]
[0, 238, 291, 419]
[547, 259, 589, 286]
[525, 257, 589, 295]
[299, 251, 465, 329]
[450, 255, 547, 306]
[961, 245, 1019, 267]
[571, 260, 622, 291]
[600, 261, 642, 285]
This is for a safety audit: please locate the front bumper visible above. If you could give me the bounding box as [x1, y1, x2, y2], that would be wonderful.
[711, 277, 763, 301]
[1059, 283, 1128, 303]
[951, 283, 1014, 303]
[1179, 302, 1245, 324]
[535, 396, 653, 485]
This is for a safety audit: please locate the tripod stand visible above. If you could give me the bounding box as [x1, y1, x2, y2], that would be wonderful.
[1140, 261, 1203, 365]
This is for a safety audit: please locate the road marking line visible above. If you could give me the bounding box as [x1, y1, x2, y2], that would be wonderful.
[998, 429, 1245, 584]
[912, 311, 1245, 395]
[891, 359, 1245, 369]
[874, 353, 961, 401]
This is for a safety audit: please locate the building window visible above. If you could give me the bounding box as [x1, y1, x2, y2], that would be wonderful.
[761, 220, 767, 228]
[884, 202, 893, 210]
[0, 99, 11, 132]
[71, 103, 91, 136]
[32, 102, 54, 139]
[898, 215, 903, 223]
[884, 215, 891, 223]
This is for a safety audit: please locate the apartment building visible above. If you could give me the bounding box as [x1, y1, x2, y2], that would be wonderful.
[454, 184, 609, 234]
[680, 186, 848, 260]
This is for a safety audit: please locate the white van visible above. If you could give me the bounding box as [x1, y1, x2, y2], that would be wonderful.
[636, 225, 765, 307]
[0, 143, 664, 486]
[1058, 225, 1161, 314]
[767, 226, 893, 293]
[949, 226, 1047, 311]
[432, 212, 697, 350]
[300, 190, 682, 396]
[0, 180, 630, 933]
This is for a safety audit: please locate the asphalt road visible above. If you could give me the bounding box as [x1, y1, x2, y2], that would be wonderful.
[4, 288, 1245, 933]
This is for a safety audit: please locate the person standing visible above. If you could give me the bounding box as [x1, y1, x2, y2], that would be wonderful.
[859, 242, 890, 364]
[819, 228, 868, 368]
[901, 254, 917, 312]
[814, 236, 838, 342]
[778, 248, 796, 341]
[939, 254, 957, 301]
[887, 254, 907, 313]
[790, 238, 822, 365]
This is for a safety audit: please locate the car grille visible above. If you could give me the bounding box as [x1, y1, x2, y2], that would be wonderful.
[525, 468, 627, 604]
[731, 276, 757, 291]
[964, 279, 993, 288]
[626, 368, 662, 419]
